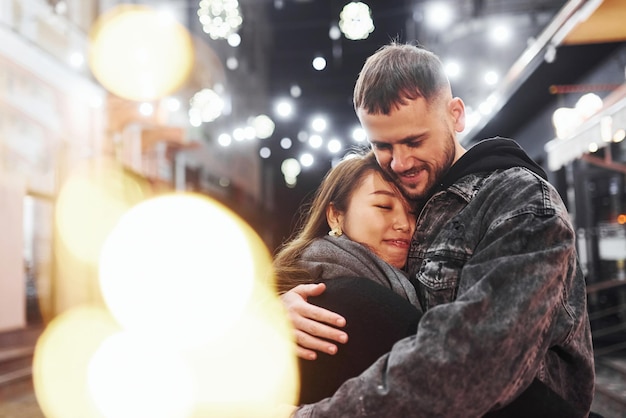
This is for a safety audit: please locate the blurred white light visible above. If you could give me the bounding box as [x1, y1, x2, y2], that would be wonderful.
[600, 116, 613, 142]
[312, 56, 327, 71]
[244, 125, 256, 140]
[329, 24, 341, 40]
[464, 107, 481, 132]
[166, 97, 181, 112]
[352, 126, 367, 142]
[544, 44, 557, 63]
[217, 133, 232, 147]
[227, 33, 241, 47]
[297, 130, 308, 142]
[89, 95, 104, 108]
[614, 129, 626, 143]
[189, 112, 202, 127]
[490, 25, 512, 45]
[189, 88, 224, 123]
[339, 2, 374, 41]
[280, 137, 292, 149]
[484, 70, 499, 86]
[309, 134, 323, 148]
[252, 114, 275, 139]
[275, 99, 294, 118]
[69, 51, 84, 68]
[290, 85, 302, 98]
[588, 142, 599, 153]
[281, 158, 301, 178]
[575, 93, 603, 119]
[139, 102, 154, 116]
[478, 100, 493, 116]
[226, 57, 239, 70]
[552, 107, 581, 139]
[300, 153, 314, 167]
[54, 0, 68, 14]
[259, 147, 271, 159]
[444, 60, 461, 79]
[328, 138, 342, 153]
[233, 127, 246, 141]
[311, 116, 327, 132]
[198, 0, 243, 40]
[425, 2, 453, 30]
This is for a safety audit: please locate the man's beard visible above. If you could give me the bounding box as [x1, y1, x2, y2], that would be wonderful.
[387, 134, 456, 202]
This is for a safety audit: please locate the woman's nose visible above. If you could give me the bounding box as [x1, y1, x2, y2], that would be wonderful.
[393, 212, 411, 232]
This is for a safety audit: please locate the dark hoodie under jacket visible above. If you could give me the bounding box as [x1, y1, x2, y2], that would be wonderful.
[439, 137, 548, 191]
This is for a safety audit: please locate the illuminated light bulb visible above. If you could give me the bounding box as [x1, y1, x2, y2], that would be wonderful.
[259, 147, 271, 158]
[575, 93, 603, 119]
[218, 133, 232, 146]
[312, 56, 327, 71]
[300, 153, 314, 167]
[280, 137, 292, 149]
[55, 158, 148, 264]
[98, 194, 263, 349]
[339, 2, 374, 40]
[309, 134, 323, 149]
[328, 138, 342, 153]
[281, 158, 301, 179]
[89, 5, 194, 101]
[33, 306, 122, 418]
[352, 126, 366, 142]
[189, 88, 224, 123]
[311, 116, 327, 132]
[253, 114, 275, 139]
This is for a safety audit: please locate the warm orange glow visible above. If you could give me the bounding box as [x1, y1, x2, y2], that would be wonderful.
[89, 5, 194, 101]
[33, 306, 121, 418]
[617, 214, 626, 225]
[98, 193, 258, 348]
[55, 158, 148, 265]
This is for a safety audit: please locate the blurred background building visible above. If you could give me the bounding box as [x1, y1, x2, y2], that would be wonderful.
[1, 0, 626, 416]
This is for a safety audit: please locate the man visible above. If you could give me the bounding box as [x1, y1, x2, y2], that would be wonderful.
[281, 42, 594, 417]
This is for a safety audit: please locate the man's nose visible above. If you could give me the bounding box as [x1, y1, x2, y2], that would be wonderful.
[390, 148, 411, 173]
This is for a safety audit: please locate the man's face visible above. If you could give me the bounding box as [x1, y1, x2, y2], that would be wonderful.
[357, 96, 465, 201]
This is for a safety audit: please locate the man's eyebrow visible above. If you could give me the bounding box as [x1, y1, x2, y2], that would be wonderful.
[370, 133, 426, 146]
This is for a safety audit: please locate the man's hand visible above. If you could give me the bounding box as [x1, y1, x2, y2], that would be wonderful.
[281, 283, 348, 360]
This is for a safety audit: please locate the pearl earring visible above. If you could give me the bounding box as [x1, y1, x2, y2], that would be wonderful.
[328, 227, 343, 237]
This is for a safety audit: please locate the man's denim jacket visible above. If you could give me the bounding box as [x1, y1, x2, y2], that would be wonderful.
[297, 167, 595, 417]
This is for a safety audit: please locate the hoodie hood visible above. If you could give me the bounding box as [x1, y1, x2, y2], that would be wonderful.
[438, 137, 547, 190]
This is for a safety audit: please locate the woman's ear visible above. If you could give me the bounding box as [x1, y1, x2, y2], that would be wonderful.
[326, 203, 344, 230]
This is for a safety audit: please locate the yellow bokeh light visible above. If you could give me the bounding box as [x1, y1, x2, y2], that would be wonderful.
[55, 159, 148, 264]
[87, 332, 194, 418]
[89, 5, 194, 101]
[182, 283, 299, 417]
[99, 193, 259, 348]
[33, 306, 121, 418]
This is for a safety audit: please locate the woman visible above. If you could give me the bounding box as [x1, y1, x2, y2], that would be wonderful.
[273, 151, 423, 404]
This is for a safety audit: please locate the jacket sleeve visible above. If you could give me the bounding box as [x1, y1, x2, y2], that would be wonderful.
[294, 195, 579, 417]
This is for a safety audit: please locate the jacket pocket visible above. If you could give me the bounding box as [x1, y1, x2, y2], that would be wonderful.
[416, 252, 468, 310]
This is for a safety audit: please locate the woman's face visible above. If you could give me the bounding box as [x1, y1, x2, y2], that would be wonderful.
[334, 171, 416, 269]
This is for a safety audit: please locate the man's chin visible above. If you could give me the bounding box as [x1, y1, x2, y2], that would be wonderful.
[399, 184, 424, 201]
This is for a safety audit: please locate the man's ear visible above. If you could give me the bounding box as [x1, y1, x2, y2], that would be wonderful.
[326, 203, 344, 230]
[449, 97, 466, 133]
